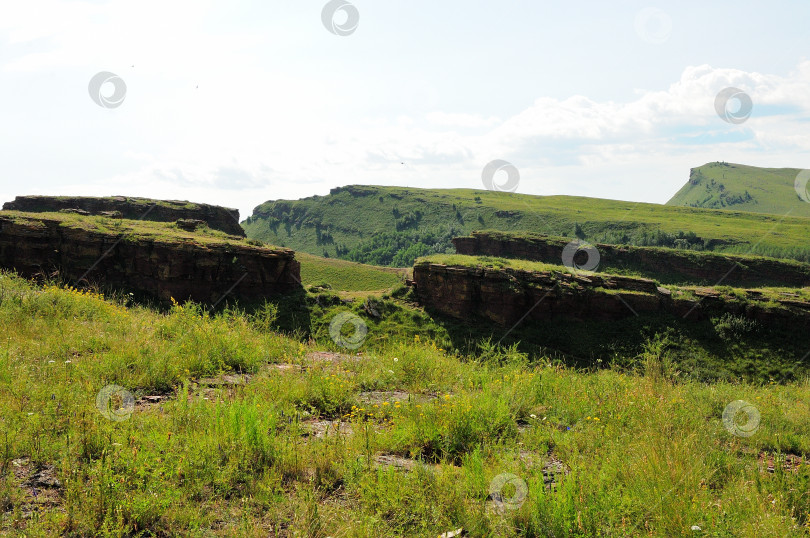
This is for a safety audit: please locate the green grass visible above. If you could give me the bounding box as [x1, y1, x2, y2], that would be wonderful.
[667, 161, 810, 217]
[417, 254, 569, 274]
[243, 183, 810, 266]
[1, 211, 277, 249]
[297, 252, 407, 292]
[2, 272, 810, 535]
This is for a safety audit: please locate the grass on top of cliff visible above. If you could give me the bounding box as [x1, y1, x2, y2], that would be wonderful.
[455, 230, 810, 287]
[417, 254, 573, 273]
[417, 253, 810, 302]
[1, 211, 276, 248]
[17, 195, 206, 211]
[464, 229, 810, 268]
[3, 270, 810, 536]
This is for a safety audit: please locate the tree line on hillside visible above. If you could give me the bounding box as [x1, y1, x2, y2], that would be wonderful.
[338, 228, 461, 267]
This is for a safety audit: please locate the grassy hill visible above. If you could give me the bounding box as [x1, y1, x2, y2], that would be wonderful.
[243, 184, 810, 266]
[667, 161, 810, 217]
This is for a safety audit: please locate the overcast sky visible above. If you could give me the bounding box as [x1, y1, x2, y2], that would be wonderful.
[1, 0, 809, 219]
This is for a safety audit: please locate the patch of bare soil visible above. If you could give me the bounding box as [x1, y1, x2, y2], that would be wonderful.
[519, 450, 569, 489]
[7, 458, 63, 519]
[136, 359, 318, 411]
[438, 529, 467, 538]
[759, 451, 805, 474]
[540, 455, 569, 489]
[197, 373, 251, 386]
[188, 371, 259, 403]
[305, 351, 361, 365]
[135, 393, 170, 411]
[266, 363, 302, 373]
[371, 453, 460, 474]
[301, 420, 354, 439]
[358, 390, 434, 406]
[373, 454, 420, 470]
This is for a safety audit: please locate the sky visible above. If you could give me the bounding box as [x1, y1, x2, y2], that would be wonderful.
[1, 0, 809, 220]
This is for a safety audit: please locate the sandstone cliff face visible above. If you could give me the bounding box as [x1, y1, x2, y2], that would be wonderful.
[0, 215, 300, 304]
[453, 232, 810, 288]
[412, 261, 810, 329]
[3, 196, 245, 237]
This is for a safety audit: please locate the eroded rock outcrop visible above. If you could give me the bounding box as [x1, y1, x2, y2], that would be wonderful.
[3, 196, 245, 237]
[412, 261, 810, 329]
[0, 214, 300, 304]
[452, 232, 810, 288]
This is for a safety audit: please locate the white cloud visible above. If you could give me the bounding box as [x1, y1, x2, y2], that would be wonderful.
[425, 111, 500, 129]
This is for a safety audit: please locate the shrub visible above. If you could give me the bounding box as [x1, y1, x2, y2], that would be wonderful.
[712, 313, 761, 340]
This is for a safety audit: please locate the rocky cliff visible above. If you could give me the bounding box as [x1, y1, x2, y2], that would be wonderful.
[0, 213, 300, 304]
[3, 196, 245, 237]
[412, 260, 810, 329]
[452, 231, 810, 288]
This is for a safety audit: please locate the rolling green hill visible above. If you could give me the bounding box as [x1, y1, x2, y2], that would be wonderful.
[667, 161, 810, 216]
[243, 184, 810, 266]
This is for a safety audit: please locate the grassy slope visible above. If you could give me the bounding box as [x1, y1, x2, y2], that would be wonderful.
[667, 161, 810, 217]
[3, 272, 810, 536]
[243, 184, 810, 265]
[297, 252, 407, 292]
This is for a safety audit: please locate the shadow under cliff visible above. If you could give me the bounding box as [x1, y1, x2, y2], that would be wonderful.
[419, 304, 810, 385]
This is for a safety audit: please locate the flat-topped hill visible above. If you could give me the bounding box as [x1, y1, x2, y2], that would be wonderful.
[452, 230, 810, 288]
[411, 254, 810, 381]
[413, 254, 810, 326]
[3, 195, 245, 237]
[0, 211, 299, 304]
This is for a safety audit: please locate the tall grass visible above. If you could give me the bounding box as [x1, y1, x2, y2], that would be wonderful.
[1, 271, 810, 536]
